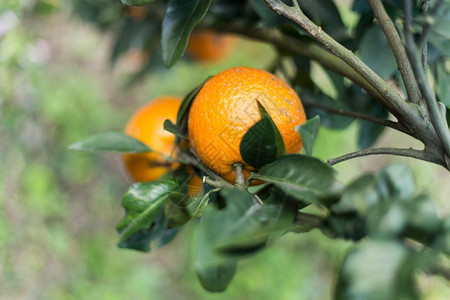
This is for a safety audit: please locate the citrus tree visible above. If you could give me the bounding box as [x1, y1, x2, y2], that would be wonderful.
[69, 0, 450, 298]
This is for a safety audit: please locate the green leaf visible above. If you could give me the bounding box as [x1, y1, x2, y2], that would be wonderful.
[68, 132, 151, 153]
[296, 115, 320, 155]
[359, 25, 397, 79]
[164, 192, 191, 228]
[358, 101, 389, 149]
[299, 0, 346, 40]
[252, 154, 342, 205]
[110, 18, 158, 66]
[300, 89, 353, 129]
[214, 204, 296, 255]
[375, 163, 415, 201]
[163, 119, 185, 138]
[161, 0, 212, 67]
[248, 0, 287, 27]
[366, 194, 441, 242]
[331, 174, 379, 215]
[240, 101, 286, 169]
[120, 0, 154, 6]
[176, 78, 208, 137]
[196, 261, 238, 293]
[117, 179, 178, 249]
[193, 189, 252, 292]
[187, 188, 216, 218]
[429, 3, 450, 56]
[335, 240, 419, 300]
[117, 211, 178, 252]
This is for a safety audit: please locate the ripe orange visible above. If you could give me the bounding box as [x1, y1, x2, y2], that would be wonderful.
[186, 30, 236, 63]
[188, 67, 306, 183]
[123, 96, 182, 182]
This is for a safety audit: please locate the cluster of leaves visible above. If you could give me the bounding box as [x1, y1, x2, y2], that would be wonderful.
[67, 0, 450, 297]
[70, 82, 449, 296]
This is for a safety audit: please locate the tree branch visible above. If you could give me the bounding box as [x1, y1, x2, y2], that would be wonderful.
[418, 0, 444, 50]
[403, 0, 450, 165]
[262, 0, 445, 167]
[217, 24, 384, 103]
[369, 0, 421, 104]
[302, 100, 407, 133]
[264, 1, 406, 116]
[327, 147, 444, 167]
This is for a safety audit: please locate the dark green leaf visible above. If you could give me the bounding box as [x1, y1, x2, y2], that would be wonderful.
[299, 0, 347, 40]
[331, 174, 379, 215]
[117, 179, 178, 244]
[335, 240, 419, 300]
[300, 89, 354, 129]
[375, 163, 415, 201]
[161, 0, 212, 67]
[110, 18, 158, 66]
[163, 119, 185, 138]
[118, 211, 178, 252]
[120, 0, 154, 6]
[359, 25, 397, 79]
[248, 0, 286, 27]
[240, 102, 286, 169]
[176, 78, 208, 138]
[252, 154, 342, 205]
[366, 194, 441, 242]
[196, 261, 238, 292]
[358, 101, 389, 149]
[164, 192, 191, 228]
[193, 189, 252, 292]
[68, 132, 151, 153]
[429, 3, 450, 56]
[296, 115, 320, 155]
[214, 204, 296, 255]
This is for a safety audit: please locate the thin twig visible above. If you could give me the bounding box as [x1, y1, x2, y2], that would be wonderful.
[179, 151, 234, 189]
[418, 0, 444, 50]
[327, 147, 443, 166]
[203, 176, 229, 189]
[369, 0, 421, 104]
[421, 0, 430, 71]
[253, 194, 264, 206]
[302, 100, 406, 133]
[403, 0, 450, 165]
[216, 24, 384, 103]
[263, 0, 441, 154]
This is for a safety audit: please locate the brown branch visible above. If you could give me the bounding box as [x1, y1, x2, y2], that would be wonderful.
[327, 147, 444, 167]
[302, 100, 406, 133]
[262, 0, 445, 167]
[217, 24, 384, 103]
[369, 0, 421, 104]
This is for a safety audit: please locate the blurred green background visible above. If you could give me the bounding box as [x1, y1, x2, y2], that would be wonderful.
[0, 1, 448, 299]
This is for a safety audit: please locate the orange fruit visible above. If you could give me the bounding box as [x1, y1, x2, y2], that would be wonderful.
[186, 30, 236, 63]
[188, 67, 306, 184]
[187, 175, 203, 198]
[123, 96, 182, 182]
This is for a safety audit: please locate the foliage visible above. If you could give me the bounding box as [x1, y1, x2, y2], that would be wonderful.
[65, 0, 450, 298]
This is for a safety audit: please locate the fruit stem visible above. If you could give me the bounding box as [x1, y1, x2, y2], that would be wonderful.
[233, 163, 246, 187]
[178, 151, 234, 188]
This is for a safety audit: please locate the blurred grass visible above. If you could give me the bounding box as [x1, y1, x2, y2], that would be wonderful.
[0, 1, 448, 299]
